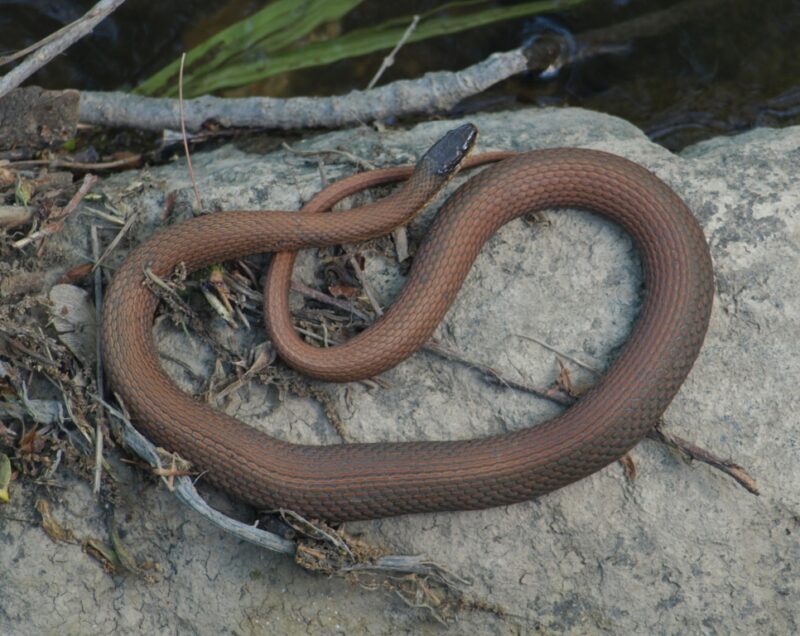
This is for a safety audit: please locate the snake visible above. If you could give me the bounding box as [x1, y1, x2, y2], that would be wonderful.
[102, 123, 714, 522]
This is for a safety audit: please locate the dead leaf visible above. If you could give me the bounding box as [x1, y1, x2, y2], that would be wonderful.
[619, 453, 637, 480]
[0, 165, 15, 188]
[18, 427, 45, 455]
[161, 190, 177, 220]
[328, 284, 358, 299]
[556, 359, 574, 396]
[36, 499, 76, 544]
[59, 262, 94, 284]
[0, 452, 11, 503]
[84, 538, 121, 573]
[109, 515, 141, 573]
[15, 175, 34, 207]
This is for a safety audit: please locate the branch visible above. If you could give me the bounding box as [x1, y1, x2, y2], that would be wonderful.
[0, 0, 127, 99]
[78, 47, 530, 131]
[75, 0, 726, 133]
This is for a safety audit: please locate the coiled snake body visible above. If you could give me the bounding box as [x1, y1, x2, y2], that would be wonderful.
[102, 124, 714, 521]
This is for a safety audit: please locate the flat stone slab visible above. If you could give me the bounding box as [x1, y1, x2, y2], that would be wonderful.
[2, 107, 798, 634]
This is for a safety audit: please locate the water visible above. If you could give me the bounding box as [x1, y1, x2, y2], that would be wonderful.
[2, 0, 799, 150]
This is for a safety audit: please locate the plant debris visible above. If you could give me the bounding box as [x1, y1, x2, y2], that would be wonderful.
[0, 90, 759, 629]
[0, 452, 11, 502]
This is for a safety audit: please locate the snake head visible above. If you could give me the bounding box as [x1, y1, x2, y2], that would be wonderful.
[420, 123, 478, 176]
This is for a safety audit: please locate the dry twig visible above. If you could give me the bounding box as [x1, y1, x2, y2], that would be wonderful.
[510, 342, 759, 493]
[367, 15, 420, 90]
[291, 280, 372, 322]
[97, 395, 296, 554]
[347, 254, 384, 317]
[8, 155, 141, 172]
[281, 142, 377, 172]
[12, 173, 97, 250]
[423, 340, 574, 407]
[515, 333, 599, 373]
[647, 428, 759, 495]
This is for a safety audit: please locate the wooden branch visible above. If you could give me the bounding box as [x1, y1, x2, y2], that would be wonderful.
[75, 0, 726, 133]
[0, 0, 727, 136]
[0, 0, 128, 99]
[78, 47, 531, 131]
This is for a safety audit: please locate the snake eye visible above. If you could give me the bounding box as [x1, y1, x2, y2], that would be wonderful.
[420, 123, 479, 176]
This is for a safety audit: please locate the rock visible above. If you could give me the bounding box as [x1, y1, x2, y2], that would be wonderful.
[2, 108, 798, 634]
[48, 283, 96, 368]
[0, 87, 79, 155]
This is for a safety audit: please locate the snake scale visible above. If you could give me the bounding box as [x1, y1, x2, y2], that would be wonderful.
[102, 124, 714, 521]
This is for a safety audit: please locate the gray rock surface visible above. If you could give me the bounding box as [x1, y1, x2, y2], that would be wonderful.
[2, 108, 798, 634]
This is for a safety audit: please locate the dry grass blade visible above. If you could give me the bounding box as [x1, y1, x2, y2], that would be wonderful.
[647, 427, 759, 495]
[179, 52, 203, 210]
[93, 211, 138, 270]
[90, 225, 105, 495]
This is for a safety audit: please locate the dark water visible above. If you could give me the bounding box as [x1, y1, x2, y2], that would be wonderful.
[2, 0, 800, 150]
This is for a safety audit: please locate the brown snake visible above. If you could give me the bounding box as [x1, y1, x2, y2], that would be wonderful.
[102, 124, 714, 521]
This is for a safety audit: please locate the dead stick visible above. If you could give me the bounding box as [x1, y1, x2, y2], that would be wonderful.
[9, 155, 141, 172]
[367, 15, 420, 90]
[422, 340, 574, 407]
[0, 0, 127, 99]
[647, 427, 759, 495]
[515, 333, 599, 373]
[281, 142, 377, 171]
[395, 320, 755, 491]
[537, 358, 758, 493]
[78, 47, 530, 131]
[76, 0, 726, 132]
[291, 280, 373, 322]
[348, 255, 384, 317]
